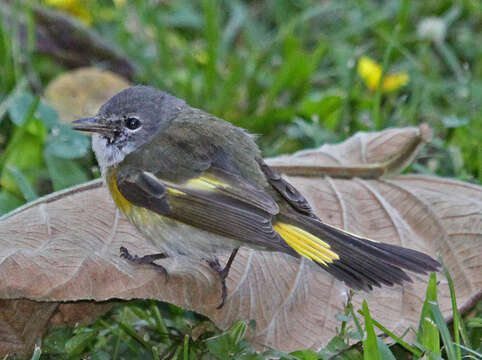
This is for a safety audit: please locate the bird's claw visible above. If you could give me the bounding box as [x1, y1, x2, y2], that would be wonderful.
[119, 246, 169, 283]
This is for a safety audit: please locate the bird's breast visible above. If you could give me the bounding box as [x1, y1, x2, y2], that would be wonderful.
[104, 167, 240, 259]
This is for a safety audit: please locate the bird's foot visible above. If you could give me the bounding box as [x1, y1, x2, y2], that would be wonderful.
[207, 259, 228, 309]
[120, 246, 169, 282]
[207, 248, 239, 309]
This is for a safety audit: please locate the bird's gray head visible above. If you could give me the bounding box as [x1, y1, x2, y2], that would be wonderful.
[72, 85, 185, 173]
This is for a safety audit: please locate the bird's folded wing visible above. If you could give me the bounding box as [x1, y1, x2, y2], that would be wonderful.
[115, 167, 294, 254]
[257, 158, 314, 217]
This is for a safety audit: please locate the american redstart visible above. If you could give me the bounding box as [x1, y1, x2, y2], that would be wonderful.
[73, 85, 440, 308]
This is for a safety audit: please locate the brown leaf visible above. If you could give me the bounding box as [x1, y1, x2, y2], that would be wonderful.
[44, 67, 131, 124]
[49, 302, 115, 328]
[268, 123, 433, 177]
[0, 300, 57, 356]
[0, 299, 113, 356]
[0, 126, 481, 356]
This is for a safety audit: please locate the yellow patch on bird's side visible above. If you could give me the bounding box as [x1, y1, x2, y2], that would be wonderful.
[107, 169, 134, 215]
[106, 169, 179, 231]
[274, 223, 339, 265]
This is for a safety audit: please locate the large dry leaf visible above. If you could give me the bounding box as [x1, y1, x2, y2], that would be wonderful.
[0, 300, 57, 356]
[44, 67, 131, 124]
[0, 126, 481, 356]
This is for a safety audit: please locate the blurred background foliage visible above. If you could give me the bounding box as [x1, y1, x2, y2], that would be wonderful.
[0, 0, 481, 358]
[0, 0, 481, 216]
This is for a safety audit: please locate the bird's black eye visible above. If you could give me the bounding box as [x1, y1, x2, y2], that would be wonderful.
[125, 117, 141, 130]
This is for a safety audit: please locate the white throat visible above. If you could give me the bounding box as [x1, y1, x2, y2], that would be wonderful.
[92, 134, 130, 177]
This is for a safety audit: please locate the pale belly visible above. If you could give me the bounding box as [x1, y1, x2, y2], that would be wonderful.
[125, 205, 243, 260]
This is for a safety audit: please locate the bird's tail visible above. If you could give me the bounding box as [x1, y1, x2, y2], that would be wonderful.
[274, 216, 440, 290]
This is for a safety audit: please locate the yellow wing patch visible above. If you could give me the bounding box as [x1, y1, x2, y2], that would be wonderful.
[274, 222, 339, 265]
[186, 176, 229, 191]
[167, 187, 186, 196]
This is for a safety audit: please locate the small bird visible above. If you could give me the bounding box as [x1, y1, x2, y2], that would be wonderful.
[73, 85, 440, 308]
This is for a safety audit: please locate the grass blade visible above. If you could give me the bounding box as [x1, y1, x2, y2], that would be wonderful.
[183, 334, 189, 360]
[117, 321, 151, 349]
[6, 166, 38, 201]
[65, 330, 98, 355]
[361, 300, 381, 360]
[150, 301, 171, 345]
[201, 0, 221, 100]
[30, 345, 42, 360]
[417, 272, 440, 358]
[453, 343, 482, 359]
[366, 314, 422, 357]
[376, 338, 396, 360]
[421, 316, 441, 359]
[349, 300, 364, 338]
[372, 26, 398, 130]
[152, 345, 160, 360]
[112, 307, 127, 360]
[429, 302, 457, 360]
[441, 258, 471, 352]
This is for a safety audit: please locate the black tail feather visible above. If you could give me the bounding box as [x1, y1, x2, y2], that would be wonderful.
[286, 216, 440, 291]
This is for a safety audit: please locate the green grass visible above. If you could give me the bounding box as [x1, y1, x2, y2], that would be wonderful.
[0, 0, 481, 358]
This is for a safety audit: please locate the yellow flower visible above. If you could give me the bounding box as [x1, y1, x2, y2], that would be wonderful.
[45, 0, 93, 25]
[357, 56, 409, 92]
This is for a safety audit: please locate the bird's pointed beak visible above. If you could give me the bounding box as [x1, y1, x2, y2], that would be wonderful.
[72, 117, 112, 136]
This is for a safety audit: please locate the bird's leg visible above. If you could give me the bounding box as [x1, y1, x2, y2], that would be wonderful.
[120, 246, 169, 282]
[207, 248, 239, 309]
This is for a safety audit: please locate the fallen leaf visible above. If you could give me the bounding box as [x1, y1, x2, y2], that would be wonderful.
[44, 67, 131, 124]
[0, 126, 480, 356]
[267, 123, 433, 177]
[0, 300, 57, 356]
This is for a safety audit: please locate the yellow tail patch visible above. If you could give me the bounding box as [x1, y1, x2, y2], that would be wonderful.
[274, 223, 339, 265]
